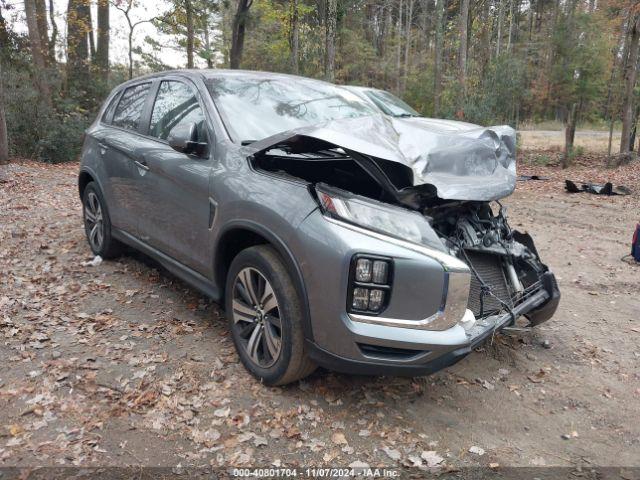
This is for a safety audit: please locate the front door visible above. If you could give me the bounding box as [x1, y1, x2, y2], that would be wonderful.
[135, 79, 213, 275]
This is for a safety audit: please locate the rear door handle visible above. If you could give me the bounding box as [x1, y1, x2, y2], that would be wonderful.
[134, 160, 149, 171]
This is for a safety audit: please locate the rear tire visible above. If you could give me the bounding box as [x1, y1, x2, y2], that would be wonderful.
[225, 245, 316, 385]
[82, 182, 123, 259]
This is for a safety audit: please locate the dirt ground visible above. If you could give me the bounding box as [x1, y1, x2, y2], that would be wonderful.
[518, 129, 621, 153]
[1, 154, 639, 473]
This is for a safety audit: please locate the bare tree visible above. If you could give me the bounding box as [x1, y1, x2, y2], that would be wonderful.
[230, 0, 253, 69]
[325, 0, 337, 81]
[115, 0, 158, 79]
[620, 11, 640, 154]
[24, 0, 52, 106]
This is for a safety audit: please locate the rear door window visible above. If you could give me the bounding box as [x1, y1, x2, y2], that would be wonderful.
[149, 80, 208, 143]
[111, 83, 151, 131]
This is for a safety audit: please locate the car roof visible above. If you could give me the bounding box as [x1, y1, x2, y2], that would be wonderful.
[341, 85, 380, 94]
[120, 69, 336, 87]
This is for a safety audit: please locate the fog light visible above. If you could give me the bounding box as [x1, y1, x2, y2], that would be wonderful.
[371, 260, 388, 284]
[352, 288, 369, 310]
[355, 259, 372, 282]
[368, 289, 385, 311]
[349, 255, 392, 314]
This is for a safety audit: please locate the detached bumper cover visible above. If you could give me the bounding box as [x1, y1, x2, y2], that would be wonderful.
[308, 271, 560, 376]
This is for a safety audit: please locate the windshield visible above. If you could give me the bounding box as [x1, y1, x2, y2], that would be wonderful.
[206, 76, 378, 143]
[365, 90, 420, 117]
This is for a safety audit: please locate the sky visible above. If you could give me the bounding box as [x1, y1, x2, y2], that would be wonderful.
[5, 0, 207, 69]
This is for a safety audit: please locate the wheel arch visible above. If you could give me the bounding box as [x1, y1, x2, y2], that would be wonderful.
[78, 167, 106, 201]
[215, 221, 314, 341]
[78, 170, 95, 199]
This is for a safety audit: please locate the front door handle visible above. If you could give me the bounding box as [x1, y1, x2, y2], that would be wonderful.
[134, 160, 149, 171]
[98, 143, 108, 155]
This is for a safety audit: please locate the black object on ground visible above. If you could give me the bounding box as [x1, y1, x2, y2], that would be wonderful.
[518, 175, 549, 181]
[565, 179, 631, 195]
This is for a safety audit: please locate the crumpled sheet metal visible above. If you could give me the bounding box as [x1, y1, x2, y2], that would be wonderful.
[248, 114, 517, 202]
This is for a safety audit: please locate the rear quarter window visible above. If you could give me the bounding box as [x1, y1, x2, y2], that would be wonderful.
[101, 93, 121, 124]
[111, 83, 151, 131]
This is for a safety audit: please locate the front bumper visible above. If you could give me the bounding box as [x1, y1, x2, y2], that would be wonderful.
[294, 209, 560, 377]
[307, 271, 559, 376]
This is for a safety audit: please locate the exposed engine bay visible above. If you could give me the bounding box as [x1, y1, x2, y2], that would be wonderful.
[427, 201, 556, 325]
[249, 126, 559, 327]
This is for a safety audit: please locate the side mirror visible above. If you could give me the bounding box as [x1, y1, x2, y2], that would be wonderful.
[168, 122, 198, 154]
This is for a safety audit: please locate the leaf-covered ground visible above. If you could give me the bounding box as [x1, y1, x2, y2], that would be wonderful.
[1, 157, 639, 471]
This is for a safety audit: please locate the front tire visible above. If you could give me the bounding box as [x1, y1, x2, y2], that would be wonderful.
[225, 245, 316, 385]
[82, 182, 123, 259]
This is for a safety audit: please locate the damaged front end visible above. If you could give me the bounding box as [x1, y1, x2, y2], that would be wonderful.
[428, 201, 560, 328]
[247, 116, 559, 330]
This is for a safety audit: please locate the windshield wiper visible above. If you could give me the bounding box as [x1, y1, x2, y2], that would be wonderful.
[241, 140, 257, 145]
[394, 113, 418, 118]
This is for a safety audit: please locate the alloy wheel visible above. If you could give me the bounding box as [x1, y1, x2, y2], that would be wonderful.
[231, 267, 283, 368]
[84, 191, 104, 252]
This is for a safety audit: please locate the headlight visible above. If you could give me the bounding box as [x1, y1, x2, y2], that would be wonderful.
[315, 184, 443, 250]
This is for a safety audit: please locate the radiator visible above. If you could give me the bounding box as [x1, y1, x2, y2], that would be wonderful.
[463, 250, 513, 318]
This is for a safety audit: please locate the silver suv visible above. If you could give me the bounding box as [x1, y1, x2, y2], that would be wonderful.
[79, 70, 560, 385]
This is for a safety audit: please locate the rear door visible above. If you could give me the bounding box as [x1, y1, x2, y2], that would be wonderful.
[134, 78, 214, 274]
[99, 82, 153, 235]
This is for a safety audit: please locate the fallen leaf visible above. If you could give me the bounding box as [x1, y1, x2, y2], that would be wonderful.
[421, 450, 444, 467]
[331, 432, 347, 445]
[469, 446, 485, 456]
[382, 447, 401, 461]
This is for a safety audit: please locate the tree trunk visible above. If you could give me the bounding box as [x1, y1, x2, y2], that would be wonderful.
[128, 28, 133, 79]
[67, 0, 91, 92]
[24, 0, 52, 106]
[48, 0, 58, 63]
[497, 0, 505, 56]
[402, 0, 414, 93]
[230, 0, 253, 69]
[95, 0, 109, 76]
[433, 0, 444, 116]
[395, 0, 403, 93]
[185, 0, 195, 68]
[290, 0, 299, 74]
[325, 0, 337, 81]
[35, 0, 49, 66]
[507, 0, 516, 53]
[620, 13, 640, 154]
[630, 103, 640, 151]
[87, 5, 95, 60]
[0, 59, 8, 165]
[562, 102, 578, 168]
[204, 22, 213, 68]
[0, 7, 10, 52]
[458, 0, 469, 112]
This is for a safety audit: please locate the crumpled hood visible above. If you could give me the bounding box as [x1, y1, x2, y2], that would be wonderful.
[247, 114, 517, 202]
